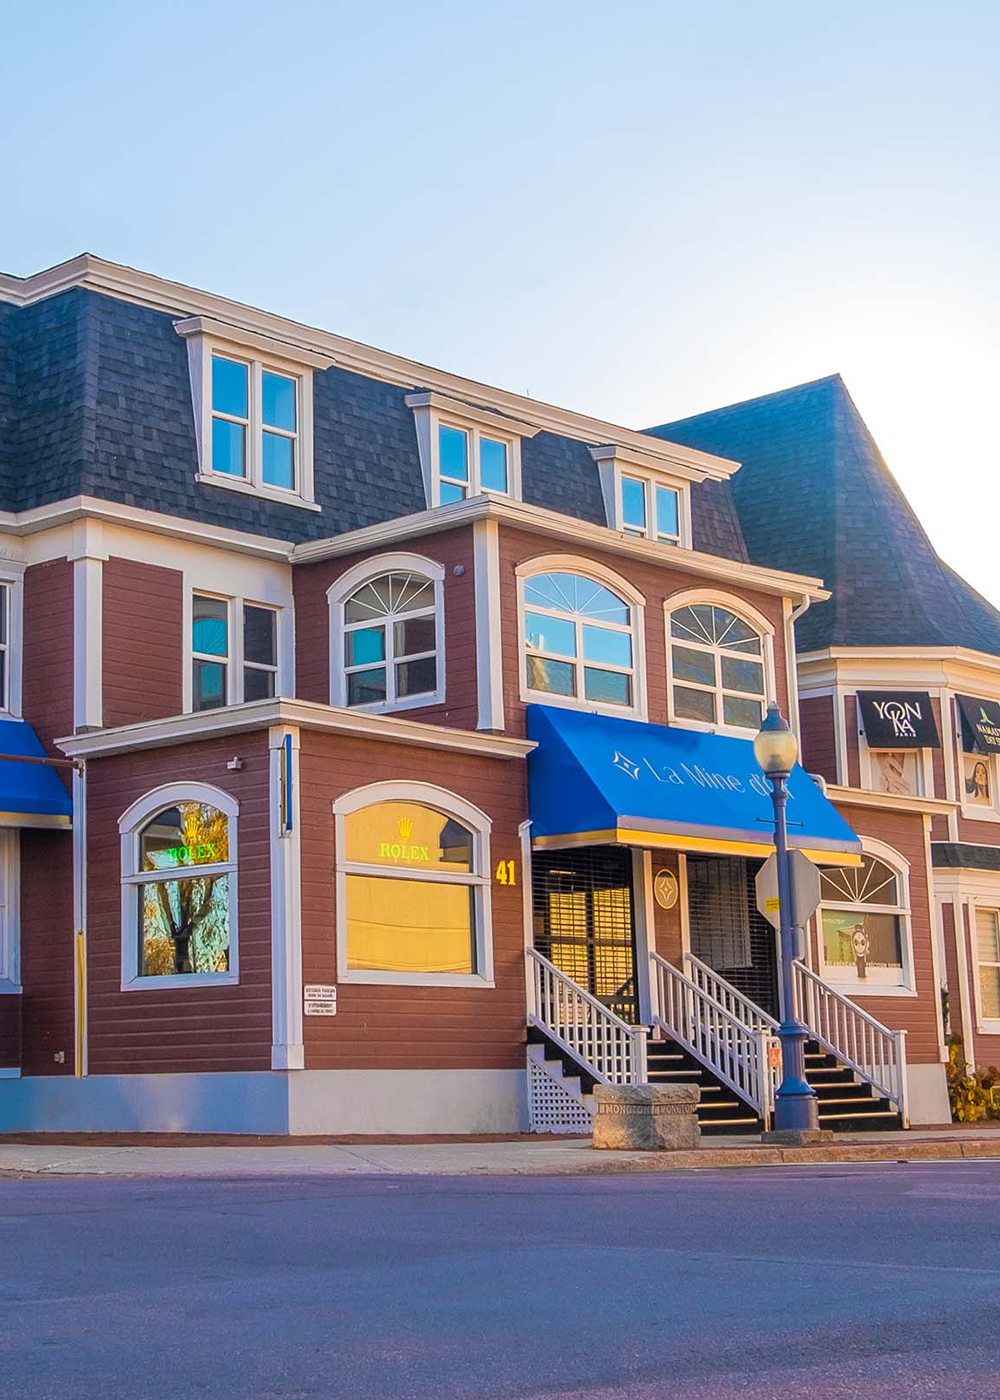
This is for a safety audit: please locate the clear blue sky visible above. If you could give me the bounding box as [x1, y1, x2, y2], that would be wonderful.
[3, 2, 999, 601]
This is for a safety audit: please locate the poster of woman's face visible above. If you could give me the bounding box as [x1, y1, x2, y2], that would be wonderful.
[964, 755, 992, 805]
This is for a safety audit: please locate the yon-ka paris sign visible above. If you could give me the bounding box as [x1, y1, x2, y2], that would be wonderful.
[611, 748, 776, 798]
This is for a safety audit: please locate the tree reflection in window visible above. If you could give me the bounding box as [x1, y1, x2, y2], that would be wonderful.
[138, 802, 233, 976]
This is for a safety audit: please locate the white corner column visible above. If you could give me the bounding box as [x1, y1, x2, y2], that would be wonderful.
[473, 518, 505, 732]
[269, 725, 304, 1070]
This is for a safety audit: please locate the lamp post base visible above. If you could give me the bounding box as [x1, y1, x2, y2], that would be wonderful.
[761, 1127, 834, 1145]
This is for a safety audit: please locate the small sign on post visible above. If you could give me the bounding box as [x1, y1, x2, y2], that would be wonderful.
[755, 851, 821, 959]
[304, 984, 337, 1016]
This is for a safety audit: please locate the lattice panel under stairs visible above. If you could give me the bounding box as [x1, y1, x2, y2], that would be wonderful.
[527, 1056, 594, 1133]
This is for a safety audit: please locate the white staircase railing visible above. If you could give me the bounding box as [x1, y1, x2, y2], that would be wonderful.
[526, 947, 648, 1086]
[651, 952, 774, 1122]
[683, 952, 779, 1033]
[793, 961, 909, 1124]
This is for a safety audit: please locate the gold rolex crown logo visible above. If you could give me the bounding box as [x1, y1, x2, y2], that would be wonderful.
[397, 816, 413, 841]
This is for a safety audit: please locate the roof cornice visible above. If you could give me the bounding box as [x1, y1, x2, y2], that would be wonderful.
[56, 697, 536, 761]
[0, 254, 737, 478]
[825, 784, 956, 818]
[291, 493, 830, 602]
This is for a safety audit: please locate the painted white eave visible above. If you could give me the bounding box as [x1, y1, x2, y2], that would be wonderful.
[0, 254, 736, 480]
[825, 784, 957, 819]
[55, 697, 537, 762]
[291, 494, 830, 603]
[798, 646, 1000, 687]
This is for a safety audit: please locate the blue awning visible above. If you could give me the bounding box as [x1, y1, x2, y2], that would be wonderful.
[527, 705, 860, 864]
[0, 719, 73, 827]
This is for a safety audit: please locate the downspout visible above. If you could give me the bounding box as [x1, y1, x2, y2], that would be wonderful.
[73, 758, 87, 1077]
[785, 594, 811, 741]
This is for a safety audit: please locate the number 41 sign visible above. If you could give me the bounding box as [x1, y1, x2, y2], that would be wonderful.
[495, 859, 516, 886]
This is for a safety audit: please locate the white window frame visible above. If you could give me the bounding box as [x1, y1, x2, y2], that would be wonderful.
[327, 553, 446, 714]
[176, 318, 328, 513]
[516, 555, 647, 720]
[972, 903, 1000, 1033]
[815, 837, 915, 997]
[591, 447, 693, 549]
[664, 589, 775, 738]
[0, 832, 21, 993]
[959, 747, 1000, 823]
[0, 567, 25, 717]
[188, 590, 283, 712]
[119, 782, 239, 991]
[405, 391, 540, 508]
[334, 781, 494, 988]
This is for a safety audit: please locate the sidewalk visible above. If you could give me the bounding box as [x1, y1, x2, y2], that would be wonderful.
[2, 1128, 1000, 1177]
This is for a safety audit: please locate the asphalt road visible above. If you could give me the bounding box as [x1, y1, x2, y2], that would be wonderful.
[2, 1161, 1000, 1399]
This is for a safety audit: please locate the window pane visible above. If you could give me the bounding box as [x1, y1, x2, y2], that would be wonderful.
[480, 438, 508, 492]
[527, 654, 575, 696]
[212, 418, 246, 477]
[389, 574, 435, 612]
[397, 655, 436, 697]
[263, 431, 294, 489]
[440, 480, 467, 505]
[243, 666, 275, 701]
[720, 655, 764, 696]
[344, 802, 473, 871]
[193, 595, 228, 656]
[212, 356, 248, 418]
[141, 873, 230, 977]
[262, 371, 296, 431]
[346, 874, 474, 974]
[0, 653, 5, 711]
[980, 965, 1000, 1019]
[394, 616, 436, 657]
[0, 585, 8, 644]
[674, 684, 716, 723]
[723, 694, 763, 729]
[822, 910, 901, 975]
[621, 477, 646, 530]
[347, 668, 387, 706]
[439, 425, 469, 482]
[346, 627, 386, 667]
[584, 668, 631, 706]
[141, 802, 229, 870]
[525, 611, 576, 658]
[193, 660, 227, 711]
[243, 605, 276, 667]
[672, 645, 716, 687]
[976, 910, 1000, 965]
[715, 609, 761, 653]
[656, 486, 679, 538]
[345, 577, 394, 622]
[523, 572, 629, 625]
[582, 625, 632, 668]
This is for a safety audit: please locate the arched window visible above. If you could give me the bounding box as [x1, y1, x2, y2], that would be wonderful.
[335, 784, 493, 987]
[668, 601, 767, 731]
[119, 783, 239, 988]
[329, 555, 445, 712]
[818, 848, 910, 989]
[522, 570, 637, 709]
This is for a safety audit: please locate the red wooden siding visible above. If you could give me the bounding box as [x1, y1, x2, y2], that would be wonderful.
[22, 559, 74, 755]
[844, 695, 861, 787]
[103, 557, 183, 726]
[19, 831, 74, 1076]
[497, 525, 792, 739]
[83, 733, 272, 1075]
[650, 853, 683, 966]
[293, 527, 478, 730]
[299, 729, 528, 1071]
[799, 695, 837, 784]
[0, 994, 19, 1069]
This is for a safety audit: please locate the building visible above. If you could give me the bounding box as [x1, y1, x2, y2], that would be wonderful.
[654, 373, 1000, 1100]
[0, 258, 952, 1135]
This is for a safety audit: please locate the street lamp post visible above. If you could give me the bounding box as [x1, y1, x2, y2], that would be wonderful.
[754, 703, 819, 1134]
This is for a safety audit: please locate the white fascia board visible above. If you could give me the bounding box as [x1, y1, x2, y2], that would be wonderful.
[55, 697, 536, 762]
[174, 316, 336, 372]
[588, 441, 731, 486]
[0, 495, 294, 563]
[404, 391, 541, 440]
[0, 254, 735, 477]
[290, 494, 829, 602]
[825, 784, 957, 818]
[798, 648, 1000, 691]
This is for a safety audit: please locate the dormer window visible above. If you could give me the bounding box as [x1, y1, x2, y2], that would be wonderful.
[406, 392, 539, 508]
[591, 445, 692, 548]
[176, 315, 332, 511]
[620, 476, 681, 543]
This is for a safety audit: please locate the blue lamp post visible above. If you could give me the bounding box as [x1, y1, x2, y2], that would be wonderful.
[754, 703, 819, 1134]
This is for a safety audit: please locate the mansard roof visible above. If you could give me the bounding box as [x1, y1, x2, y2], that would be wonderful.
[0, 257, 747, 563]
[646, 374, 1000, 658]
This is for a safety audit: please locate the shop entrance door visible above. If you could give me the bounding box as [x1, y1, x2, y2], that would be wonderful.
[531, 846, 638, 1023]
[686, 855, 779, 1018]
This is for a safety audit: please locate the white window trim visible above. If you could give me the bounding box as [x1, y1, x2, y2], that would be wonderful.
[334, 780, 494, 988]
[188, 590, 284, 712]
[0, 566, 25, 717]
[119, 782, 240, 991]
[515, 554, 648, 721]
[592, 446, 693, 550]
[815, 836, 916, 997]
[327, 553, 446, 714]
[0, 832, 21, 993]
[664, 589, 775, 738]
[177, 319, 326, 513]
[405, 391, 540, 508]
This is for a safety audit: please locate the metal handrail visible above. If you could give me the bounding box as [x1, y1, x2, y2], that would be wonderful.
[526, 947, 648, 1086]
